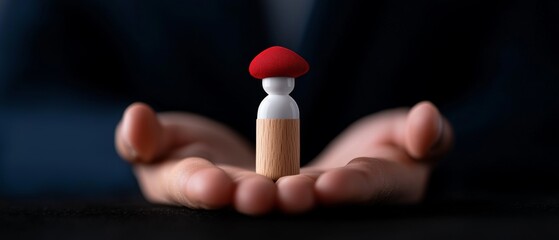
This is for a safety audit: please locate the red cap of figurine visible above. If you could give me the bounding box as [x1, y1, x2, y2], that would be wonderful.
[249, 46, 309, 79]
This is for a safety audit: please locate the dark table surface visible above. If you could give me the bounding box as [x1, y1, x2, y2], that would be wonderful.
[2, 194, 559, 240]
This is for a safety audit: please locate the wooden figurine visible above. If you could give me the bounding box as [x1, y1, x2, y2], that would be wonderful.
[249, 46, 309, 181]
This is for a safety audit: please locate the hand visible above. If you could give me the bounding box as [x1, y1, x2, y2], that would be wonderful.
[115, 101, 453, 215]
[115, 102, 276, 215]
[279, 101, 453, 213]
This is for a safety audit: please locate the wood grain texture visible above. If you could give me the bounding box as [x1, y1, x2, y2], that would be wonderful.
[256, 119, 300, 181]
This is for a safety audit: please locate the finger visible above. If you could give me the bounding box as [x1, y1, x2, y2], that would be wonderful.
[221, 165, 277, 216]
[404, 101, 454, 160]
[115, 102, 175, 163]
[315, 156, 429, 206]
[275, 171, 321, 214]
[134, 157, 234, 209]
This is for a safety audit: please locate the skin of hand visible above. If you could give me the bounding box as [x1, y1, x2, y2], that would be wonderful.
[115, 101, 453, 216]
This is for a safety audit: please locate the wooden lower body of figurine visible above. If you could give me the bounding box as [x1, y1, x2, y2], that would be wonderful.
[256, 118, 300, 181]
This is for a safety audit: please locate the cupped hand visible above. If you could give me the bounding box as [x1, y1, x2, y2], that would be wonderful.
[115, 101, 453, 215]
[276, 101, 453, 213]
[115, 102, 275, 215]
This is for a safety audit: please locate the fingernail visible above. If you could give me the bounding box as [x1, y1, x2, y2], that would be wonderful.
[123, 139, 138, 161]
[431, 116, 444, 150]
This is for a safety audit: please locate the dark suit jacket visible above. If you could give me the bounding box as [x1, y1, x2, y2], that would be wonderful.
[0, 0, 557, 202]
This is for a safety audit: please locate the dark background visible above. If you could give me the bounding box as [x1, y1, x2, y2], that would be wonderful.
[0, 0, 558, 238]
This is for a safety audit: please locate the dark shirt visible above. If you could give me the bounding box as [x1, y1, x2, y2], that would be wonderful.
[0, 0, 557, 202]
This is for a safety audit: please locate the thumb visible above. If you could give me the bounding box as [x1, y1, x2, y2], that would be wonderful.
[405, 101, 454, 161]
[115, 102, 173, 163]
